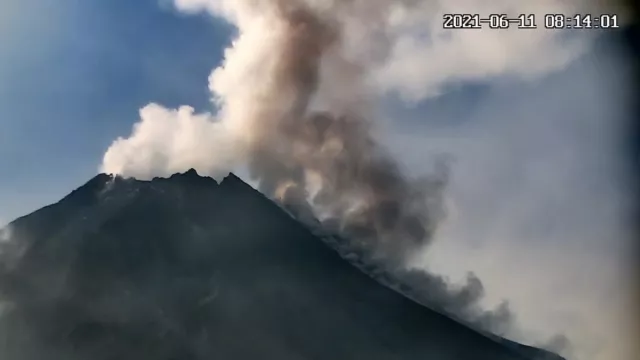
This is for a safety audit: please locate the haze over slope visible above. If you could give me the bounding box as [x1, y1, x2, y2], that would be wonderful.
[0, 171, 562, 360]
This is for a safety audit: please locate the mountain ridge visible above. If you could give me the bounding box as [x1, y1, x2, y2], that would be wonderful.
[0, 169, 564, 360]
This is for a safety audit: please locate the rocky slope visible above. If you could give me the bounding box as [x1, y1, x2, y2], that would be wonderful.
[0, 170, 563, 360]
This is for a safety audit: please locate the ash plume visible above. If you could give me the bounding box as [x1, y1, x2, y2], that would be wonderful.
[98, 0, 605, 345]
[104, 0, 592, 257]
[109, 0, 456, 261]
[103, 0, 602, 260]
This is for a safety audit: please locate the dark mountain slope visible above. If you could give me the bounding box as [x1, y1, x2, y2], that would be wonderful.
[0, 170, 561, 360]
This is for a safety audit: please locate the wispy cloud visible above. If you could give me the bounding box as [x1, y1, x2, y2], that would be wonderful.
[384, 37, 635, 360]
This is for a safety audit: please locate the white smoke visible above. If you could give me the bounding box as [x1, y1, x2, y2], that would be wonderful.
[103, 104, 238, 180]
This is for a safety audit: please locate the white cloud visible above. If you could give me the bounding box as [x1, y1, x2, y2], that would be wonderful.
[373, 0, 609, 100]
[383, 39, 635, 360]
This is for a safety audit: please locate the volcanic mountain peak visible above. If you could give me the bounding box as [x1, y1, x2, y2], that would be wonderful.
[0, 171, 564, 360]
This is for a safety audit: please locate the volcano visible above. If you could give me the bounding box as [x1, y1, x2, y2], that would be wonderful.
[0, 170, 564, 360]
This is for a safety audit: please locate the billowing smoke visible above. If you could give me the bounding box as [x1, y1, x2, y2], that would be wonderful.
[100, 0, 606, 345]
[103, 0, 600, 257]
[107, 0, 451, 261]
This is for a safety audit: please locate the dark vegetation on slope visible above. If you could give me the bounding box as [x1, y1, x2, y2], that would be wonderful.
[0, 170, 563, 360]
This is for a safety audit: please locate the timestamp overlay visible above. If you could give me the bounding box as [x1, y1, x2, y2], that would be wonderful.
[443, 13, 621, 30]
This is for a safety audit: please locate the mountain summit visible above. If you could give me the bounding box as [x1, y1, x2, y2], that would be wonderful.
[0, 170, 563, 360]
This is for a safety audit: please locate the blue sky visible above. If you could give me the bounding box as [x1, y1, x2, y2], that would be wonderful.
[1, 0, 231, 222]
[0, 1, 635, 359]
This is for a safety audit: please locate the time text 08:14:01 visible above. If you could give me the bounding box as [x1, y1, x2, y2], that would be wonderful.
[443, 14, 620, 30]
